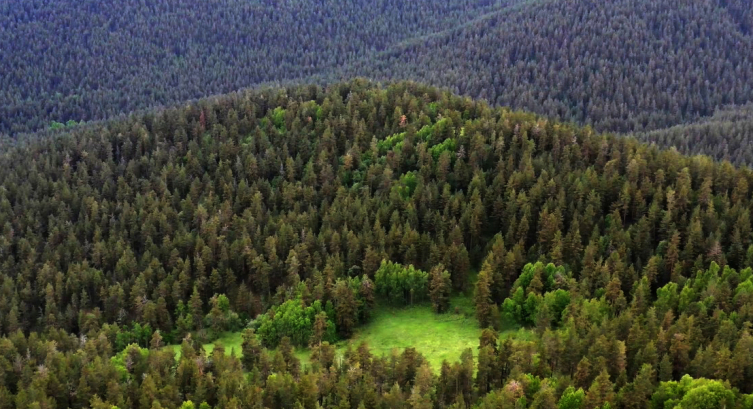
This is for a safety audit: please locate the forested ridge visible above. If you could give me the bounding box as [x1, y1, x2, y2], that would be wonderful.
[1, 80, 753, 407]
[3, 0, 753, 166]
[339, 0, 753, 134]
[638, 105, 753, 167]
[0, 0, 511, 134]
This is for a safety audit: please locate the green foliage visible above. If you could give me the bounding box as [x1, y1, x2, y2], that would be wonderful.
[398, 171, 418, 199]
[377, 132, 406, 154]
[501, 263, 570, 326]
[417, 125, 434, 142]
[110, 344, 149, 381]
[375, 260, 429, 305]
[542, 289, 571, 325]
[429, 138, 457, 161]
[271, 107, 286, 130]
[204, 293, 244, 337]
[558, 386, 585, 409]
[49, 119, 81, 130]
[655, 282, 679, 317]
[115, 323, 155, 352]
[255, 299, 335, 347]
[651, 376, 739, 409]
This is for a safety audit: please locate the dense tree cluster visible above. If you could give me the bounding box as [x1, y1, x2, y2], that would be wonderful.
[638, 105, 753, 167]
[4, 0, 753, 168]
[2, 325, 749, 409]
[254, 299, 334, 347]
[0, 0, 508, 134]
[496, 262, 571, 329]
[342, 0, 753, 135]
[2, 80, 753, 406]
[374, 261, 429, 306]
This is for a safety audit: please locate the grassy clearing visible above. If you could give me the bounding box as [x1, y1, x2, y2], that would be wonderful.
[317, 302, 482, 370]
[168, 294, 533, 372]
[300, 296, 532, 370]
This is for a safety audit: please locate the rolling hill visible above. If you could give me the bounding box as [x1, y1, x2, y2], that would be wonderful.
[0, 0, 513, 134]
[338, 0, 753, 134]
[1, 80, 753, 407]
[3, 0, 753, 165]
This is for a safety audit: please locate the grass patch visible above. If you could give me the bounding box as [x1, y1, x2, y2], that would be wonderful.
[319, 303, 482, 370]
[299, 295, 532, 371]
[168, 294, 532, 372]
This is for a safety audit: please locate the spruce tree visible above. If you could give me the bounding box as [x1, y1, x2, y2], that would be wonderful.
[429, 264, 452, 313]
[475, 264, 493, 328]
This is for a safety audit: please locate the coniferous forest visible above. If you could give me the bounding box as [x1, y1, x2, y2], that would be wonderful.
[3, 0, 753, 408]
[1, 80, 753, 408]
[3, 0, 753, 164]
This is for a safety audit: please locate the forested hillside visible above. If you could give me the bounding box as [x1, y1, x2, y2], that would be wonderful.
[0, 0, 510, 134]
[638, 105, 753, 167]
[3, 0, 753, 164]
[2, 81, 753, 408]
[341, 0, 753, 133]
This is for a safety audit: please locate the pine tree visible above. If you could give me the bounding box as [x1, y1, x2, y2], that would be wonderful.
[475, 266, 493, 328]
[429, 264, 452, 313]
[475, 345, 495, 395]
[584, 370, 615, 409]
[189, 286, 204, 329]
[575, 357, 593, 389]
[241, 328, 262, 371]
[408, 385, 432, 409]
[659, 355, 673, 382]
[360, 275, 376, 321]
[310, 312, 329, 347]
[149, 330, 163, 349]
[334, 280, 357, 338]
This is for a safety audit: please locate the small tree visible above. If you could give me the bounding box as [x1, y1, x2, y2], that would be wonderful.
[475, 265, 494, 328]
[241, 328, 262, 371]
[334, 280, 357, 338]
[429, 264, 452, 313]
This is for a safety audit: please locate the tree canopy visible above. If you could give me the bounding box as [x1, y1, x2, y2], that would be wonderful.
[0, 80, 753, 407]
[3, 0, 753, 168]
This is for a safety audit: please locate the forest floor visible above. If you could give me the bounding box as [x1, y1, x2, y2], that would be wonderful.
[168, 294, 533, 371]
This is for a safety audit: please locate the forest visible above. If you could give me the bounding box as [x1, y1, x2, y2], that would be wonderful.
[3, 0, 753, 165]
[340, 0, 753, 134]
[1, 80, 753, 408]
[0, 0, 510, 134]
[638, 105, 753, 167]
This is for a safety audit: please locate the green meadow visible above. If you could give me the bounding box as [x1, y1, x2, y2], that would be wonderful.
[169, 295, 532, 371]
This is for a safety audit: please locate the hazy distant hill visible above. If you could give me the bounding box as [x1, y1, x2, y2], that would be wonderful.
[639, 104, 753, 166]
[0, 0, 511, 134]
[2, 0, 753, 164]
[338, 0, 753, 134]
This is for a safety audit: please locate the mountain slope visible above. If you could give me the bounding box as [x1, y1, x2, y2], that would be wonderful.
[1, 80, 753, 407]
[3, 0, 753, 149]
[339, 0, 753, 133]
[0, 0, 513, 134]
[639, 104, 753, 166]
